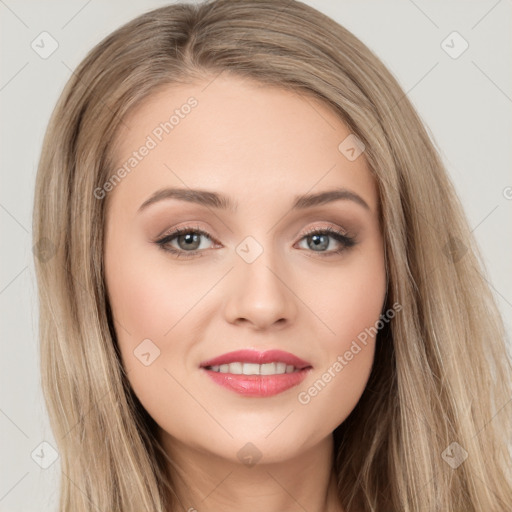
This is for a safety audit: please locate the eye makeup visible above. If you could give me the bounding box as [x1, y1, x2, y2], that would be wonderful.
[154, 223, 358, 260]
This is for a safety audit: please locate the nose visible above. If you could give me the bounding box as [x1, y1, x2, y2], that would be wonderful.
[223, 247, 297, 331]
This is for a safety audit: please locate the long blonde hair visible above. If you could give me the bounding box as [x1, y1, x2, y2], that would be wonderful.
[32, 0, 512, 510]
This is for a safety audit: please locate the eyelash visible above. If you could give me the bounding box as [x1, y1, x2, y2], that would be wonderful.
[155, 224, 357, 259]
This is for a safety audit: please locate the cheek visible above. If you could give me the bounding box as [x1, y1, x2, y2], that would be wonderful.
[313, 240, 387, 349]
[104, 235, 193, 373]
[104, 242, 202, 427]
[295, 241, 386, 429]
[108, 265, 177, 337]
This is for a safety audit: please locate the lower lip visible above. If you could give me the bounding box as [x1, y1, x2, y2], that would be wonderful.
[202, 368, 311, 397]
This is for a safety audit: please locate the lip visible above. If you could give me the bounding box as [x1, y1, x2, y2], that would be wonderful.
[200, 349, 312, 397]
[200, 349, 311, 370]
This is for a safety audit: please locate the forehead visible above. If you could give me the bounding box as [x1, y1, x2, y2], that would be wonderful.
[107, 74, 378, 216]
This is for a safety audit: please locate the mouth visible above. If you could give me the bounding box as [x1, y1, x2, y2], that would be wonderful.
[200, 349, 312, 397]
[207, 362, 301, 375]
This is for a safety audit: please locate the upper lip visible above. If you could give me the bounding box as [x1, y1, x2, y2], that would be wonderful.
[200, 349, 312, 370]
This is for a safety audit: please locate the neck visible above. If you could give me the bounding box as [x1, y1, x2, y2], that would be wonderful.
[158, 431, 343, 512]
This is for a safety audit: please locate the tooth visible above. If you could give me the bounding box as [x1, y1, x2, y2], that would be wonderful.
[260, 362, 277, 375]
[210, 361, 298, 375]
[276, 362, 286, 374]
[242, 363, 260, 375]
[229, 362, 243, 374]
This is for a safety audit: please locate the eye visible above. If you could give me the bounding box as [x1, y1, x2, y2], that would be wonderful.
[155, 225, 357, 259]
[295, 226, 356, 256]
[155, 225, 216, 259]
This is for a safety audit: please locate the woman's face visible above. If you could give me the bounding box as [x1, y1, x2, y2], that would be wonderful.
[104, 74, 386, 464]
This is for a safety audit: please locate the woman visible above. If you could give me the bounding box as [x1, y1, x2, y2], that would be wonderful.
[32, 0, 512, 510]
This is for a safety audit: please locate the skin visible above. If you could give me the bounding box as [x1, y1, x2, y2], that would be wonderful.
[104, 73, 386, 512]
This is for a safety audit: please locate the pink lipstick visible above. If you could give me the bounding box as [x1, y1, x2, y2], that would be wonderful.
[200, 349, 312, 397]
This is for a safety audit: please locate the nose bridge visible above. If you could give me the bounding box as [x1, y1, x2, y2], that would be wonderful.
[223, 234, 296, 329]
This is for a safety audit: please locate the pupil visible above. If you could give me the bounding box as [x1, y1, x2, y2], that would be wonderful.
[310, 234, 328, 251]
[180, 233, 200, 250]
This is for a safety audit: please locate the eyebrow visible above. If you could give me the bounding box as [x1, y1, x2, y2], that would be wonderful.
[137, 186, 371, 213]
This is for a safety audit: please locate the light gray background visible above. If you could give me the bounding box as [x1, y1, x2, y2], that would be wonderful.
[1, 1, 511, 510]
